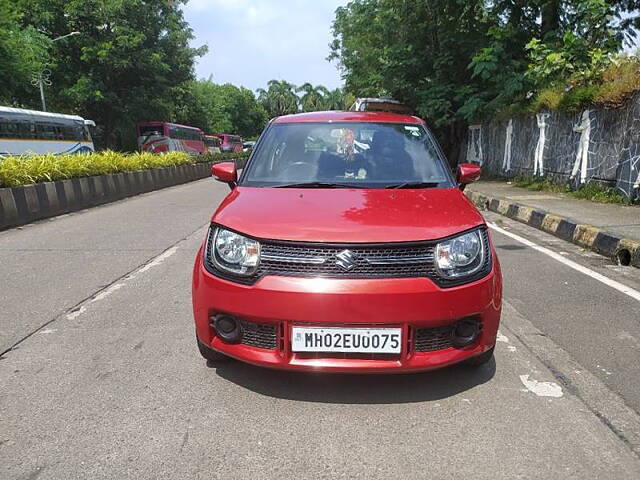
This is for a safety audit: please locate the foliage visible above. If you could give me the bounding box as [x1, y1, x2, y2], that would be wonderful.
[0, 150, 249, 188]
[525, 34, 612, 90]
[594, 55, 640, 108]
[297, 83, 330, 112]
[257, 80, 351, 118]
[257, 80, 300, 118]
[329, 0, 640, 144]
[177, 80, 267, 138]
[0, 0, 50, 104]
[530, 88, 565, 111]
[514, 176, 629, 204]
[0, 151, 193, 187]
[569, 182, 629, 204]
[10, 0, 206, 150]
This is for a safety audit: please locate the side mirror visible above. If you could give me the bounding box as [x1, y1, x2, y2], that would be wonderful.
[211, 162, 237, 188]
[457, 163, 481, 190]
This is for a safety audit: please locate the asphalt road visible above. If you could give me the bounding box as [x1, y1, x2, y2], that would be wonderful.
[2, 179, 640, 479]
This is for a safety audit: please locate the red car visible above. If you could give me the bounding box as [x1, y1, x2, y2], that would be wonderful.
[192, 111, 502, 373]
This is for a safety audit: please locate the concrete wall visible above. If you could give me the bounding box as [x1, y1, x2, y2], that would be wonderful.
[460, 95, 640, 199]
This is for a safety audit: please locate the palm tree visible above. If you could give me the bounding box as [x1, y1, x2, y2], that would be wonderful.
[297, 83, 330, 112]
[257, 80, 299, 118]
[323, 88, 348, 111]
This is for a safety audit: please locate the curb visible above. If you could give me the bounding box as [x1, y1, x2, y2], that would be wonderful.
[0, 160, 234, 231]
[466, 190, 640, 268]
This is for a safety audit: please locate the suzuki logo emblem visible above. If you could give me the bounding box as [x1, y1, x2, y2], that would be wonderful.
[335, 250, 357, 271]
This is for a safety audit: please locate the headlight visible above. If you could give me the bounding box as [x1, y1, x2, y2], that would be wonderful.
[435, 230, 486, 279]
[209, 227, 260, 276]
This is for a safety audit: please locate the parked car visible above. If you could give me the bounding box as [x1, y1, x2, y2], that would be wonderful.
[193, 110, 501, 373]
[215, 133, 243, 153]
[242, 140, 256, 152]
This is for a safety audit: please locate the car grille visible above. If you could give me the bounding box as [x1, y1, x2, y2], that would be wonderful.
[205, 227, 491, 287]
[259, 243, 437, 278]
[240, 321, 278, 350]
[414, 325, 455, 352]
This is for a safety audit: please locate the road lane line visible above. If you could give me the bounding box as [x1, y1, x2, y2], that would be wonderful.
[64, 246, 179, 321]
[1, 225, 207, 358]
[488, 222, 640, 303]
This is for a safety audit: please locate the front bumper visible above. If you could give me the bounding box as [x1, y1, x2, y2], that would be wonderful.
[192, 246, 502, 373]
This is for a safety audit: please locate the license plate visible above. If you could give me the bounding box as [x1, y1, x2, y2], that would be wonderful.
[291, 326, 402, 354]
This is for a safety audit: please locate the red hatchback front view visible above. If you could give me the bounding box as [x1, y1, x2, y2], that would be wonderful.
[192, 111, 502, 373]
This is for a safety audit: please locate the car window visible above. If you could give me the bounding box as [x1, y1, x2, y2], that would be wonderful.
[242, 122, 452, 188]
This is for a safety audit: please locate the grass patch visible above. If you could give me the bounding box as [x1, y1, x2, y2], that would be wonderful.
[568, 183, 629, 204]
[513, 176, 566, 193]
[0, 151, 247, 188]
[513, 176, 630, 204]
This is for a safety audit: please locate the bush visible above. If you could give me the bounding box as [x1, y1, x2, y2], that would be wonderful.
[0, 150, 249, 188]
[594, 56, 640, 108]
[522, 53, 640, 115]
[558, 85, 599, 112]
[530, 88, 564, 111]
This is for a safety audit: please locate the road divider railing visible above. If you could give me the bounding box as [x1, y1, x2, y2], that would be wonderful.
[466, 190, 640, 268]
[0, 151, 249, 231]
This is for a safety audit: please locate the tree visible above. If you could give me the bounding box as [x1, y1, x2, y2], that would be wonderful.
[257, 80, 299, 118]
[329, 0, 640, 160]
[12, 0, 206, 150]
[297, 83, 330, 112]
[323, 88, 351, 110]
[0, 0, 49, 105]
[176, 80, 267, 138]
[329, 0, 490, 160]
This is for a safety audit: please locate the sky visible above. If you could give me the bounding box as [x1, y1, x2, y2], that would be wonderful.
[182, 0, 349, 92]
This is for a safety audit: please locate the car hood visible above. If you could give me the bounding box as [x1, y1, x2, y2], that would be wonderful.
[212, 187, 485, 243]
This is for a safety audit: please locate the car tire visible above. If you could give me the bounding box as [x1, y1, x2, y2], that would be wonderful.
[464, 346, 495, 367]
[197, 337, 230, 363]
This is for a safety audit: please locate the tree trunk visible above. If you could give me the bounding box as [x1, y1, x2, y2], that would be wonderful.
[541, 0, 561, 39]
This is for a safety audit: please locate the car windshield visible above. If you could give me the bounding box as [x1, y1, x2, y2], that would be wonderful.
[241, 122, 453, 188]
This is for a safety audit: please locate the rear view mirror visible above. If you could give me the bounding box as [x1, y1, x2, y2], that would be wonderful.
[457, 163, 481, 190]
[211, 162, 237, 188]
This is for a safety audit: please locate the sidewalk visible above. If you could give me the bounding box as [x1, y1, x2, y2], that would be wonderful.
[466, 181, 640, 267]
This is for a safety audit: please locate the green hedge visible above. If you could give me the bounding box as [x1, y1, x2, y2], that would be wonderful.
[0, 150, 249, 188]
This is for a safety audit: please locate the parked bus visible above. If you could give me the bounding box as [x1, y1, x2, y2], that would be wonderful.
[137, 122, 206, 155]
[215, 133, 244, 153]
[0, 106, 95, 156]
[203, 135, 221, 154]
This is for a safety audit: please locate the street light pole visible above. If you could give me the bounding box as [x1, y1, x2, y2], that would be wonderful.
[31, 69, 52, 112]
[51, 31, 80, 43]
[32, 32, 81, 112]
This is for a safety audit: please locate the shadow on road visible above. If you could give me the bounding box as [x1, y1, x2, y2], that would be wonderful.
[210, 359, 496, 404]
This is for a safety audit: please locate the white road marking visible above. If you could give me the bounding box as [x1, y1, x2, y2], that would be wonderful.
[136, 246, 178, 275]
[66, 306, 86, 320]
[38, 328, 57, 335]
[496, 332, 509, 343]
[488, 222, 640, 303]
[64, 246, 179, 321]
[507, 345, 517, 352]
[519, 374, 563, 397]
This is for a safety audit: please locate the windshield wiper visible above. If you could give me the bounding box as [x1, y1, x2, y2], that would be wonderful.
[274, 181, 367, 189]
[384, 181, 440, 189]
